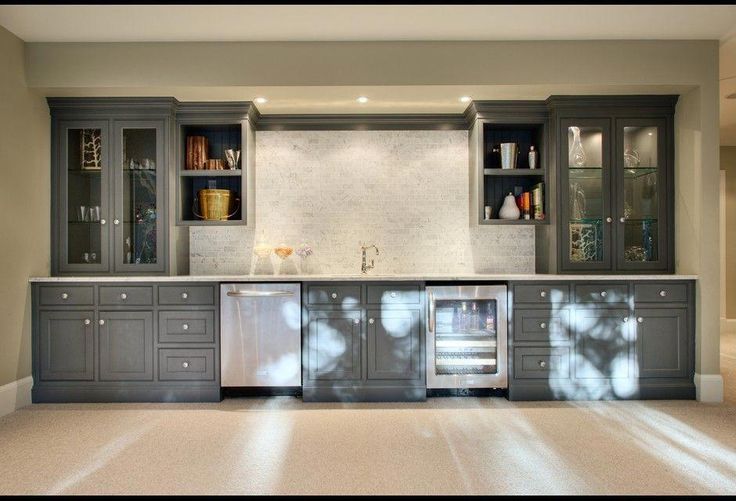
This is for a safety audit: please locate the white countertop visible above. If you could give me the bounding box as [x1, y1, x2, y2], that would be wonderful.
[29, 273, 698, 283]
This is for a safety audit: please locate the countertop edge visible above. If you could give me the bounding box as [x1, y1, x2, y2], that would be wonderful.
[29, 274, 699, 283]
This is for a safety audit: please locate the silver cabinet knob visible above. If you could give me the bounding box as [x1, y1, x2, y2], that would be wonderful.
[120, 293, 127, 300]
[369, 318, 375, 324]
[100, 219, 106, 225]
[99, 319, 105, 326]
[331, 292, 338, 299]
[637, 317, 644, 324]
[353, 318, 360, 325]
[182, 361, 189, 369]
[390, 292, 397, 298]
[181, 292, 188, 299]
[623, 317, 629, 323]
[539, 360, 547, 368]
[182, 323, 189, 331]
[61, 292, 69, 300]
[84, 319, 91, 325]
[540, 322, 547, 329]
[113, 219, 120, 226]
[619, 217, 626, 223]
[600, 291, 607, 298]
[659, 290, 667, 297]
[540, 290, 547, 298]
[606, 217, 613, 223]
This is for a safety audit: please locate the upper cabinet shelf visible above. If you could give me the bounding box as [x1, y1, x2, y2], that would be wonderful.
[483, 169, 544, 176]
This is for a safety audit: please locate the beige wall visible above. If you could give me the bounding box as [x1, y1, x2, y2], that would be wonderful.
[0, 25, 50, 387]
[14, 39, 724, 393]
[721, 146, 736, 318]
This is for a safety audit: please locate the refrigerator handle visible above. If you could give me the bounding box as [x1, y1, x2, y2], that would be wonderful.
[428, 291, 435, 333]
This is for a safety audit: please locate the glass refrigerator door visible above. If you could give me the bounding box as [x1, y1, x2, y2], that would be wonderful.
[433, 299, 498, 376]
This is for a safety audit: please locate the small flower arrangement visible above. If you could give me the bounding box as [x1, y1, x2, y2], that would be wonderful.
[296, 243, 313, 259]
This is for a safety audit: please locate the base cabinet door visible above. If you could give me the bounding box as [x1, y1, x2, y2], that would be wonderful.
[98, 310, 153, 381]
[635, 308, 688, 379]
[39, 310, 95, 381]
[574, 308, 633, 379]
[366, 308, 421, 381]
[307, 310, 362, 381]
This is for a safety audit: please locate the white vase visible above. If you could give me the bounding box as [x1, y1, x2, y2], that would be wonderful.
[499, 193, 521, 220]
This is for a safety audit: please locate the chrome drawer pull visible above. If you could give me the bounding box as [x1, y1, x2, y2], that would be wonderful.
[390, 292, 397, 298]
[84, 319, 91, 325]
[369, 318, 375, 324]
[181, 292, 188, 299]
[540, 290, 547, 298]
[99, 319, 105, 326]
[623, 317, 629, 323]
[61, 293, 69, 300]
[353, 318, 360, 325]
[182, 323, 189, 331]
[637, 317, 644, 324]
[538, 360, 547, 368]
[600, 291, 607, 298]
[540, 322, 547, 329]
[331, 292, 338, 299]
[120, 293, 127, 300]
[182, 361, 190, 369]
[659, 290, 667, 297]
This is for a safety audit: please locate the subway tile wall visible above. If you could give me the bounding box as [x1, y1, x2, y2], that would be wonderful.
[190, 130, 535, 275]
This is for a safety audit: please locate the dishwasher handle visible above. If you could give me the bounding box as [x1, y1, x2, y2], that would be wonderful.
[226, 290, 295, 298]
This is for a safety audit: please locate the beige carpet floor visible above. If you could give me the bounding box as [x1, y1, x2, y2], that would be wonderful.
[1, 333, 734, 495]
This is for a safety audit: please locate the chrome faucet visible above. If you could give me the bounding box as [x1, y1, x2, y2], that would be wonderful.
[361, 244, 379, 274]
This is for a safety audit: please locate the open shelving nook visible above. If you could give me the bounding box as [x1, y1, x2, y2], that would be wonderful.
[475, 120, 548, 225]
[175, 102, 254, 226]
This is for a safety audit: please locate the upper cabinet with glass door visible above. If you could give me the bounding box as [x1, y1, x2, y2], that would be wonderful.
[50, 98, 173, 275]
[549, 95, 676, 274]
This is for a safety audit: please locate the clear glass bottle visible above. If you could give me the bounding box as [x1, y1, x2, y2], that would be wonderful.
[470, 302, 480, 331]
[460, 302, 469, 332]
[569, 126, 587, 167]
[485, 303, 495, 332]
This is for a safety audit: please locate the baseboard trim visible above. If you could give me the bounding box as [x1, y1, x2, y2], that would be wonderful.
[721, 317, 736, 333]
[0, 376, 33, 418]
[694, 373, 724, 403]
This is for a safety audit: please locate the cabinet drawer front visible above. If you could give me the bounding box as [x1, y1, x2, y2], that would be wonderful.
[39, 286, 94, 306]
[159, 311, 215, 343]
[514, 347, 570, 380]
[574, 284, 629, 304]
[158, 348, 215, 381]
[367, 285, 421, 305]
[514, 284, 569, 305]
[634, 283, 688, 303]
[99, 286, 153, 306]
[158, 285, 215, 305]
[514, 309, 570, 343]
[307, 285, 361, 306]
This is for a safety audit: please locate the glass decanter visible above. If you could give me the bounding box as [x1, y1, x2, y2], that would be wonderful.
[569, 126, 587, 167]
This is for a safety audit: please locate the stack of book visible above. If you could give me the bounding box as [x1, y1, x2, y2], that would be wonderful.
[515, 183, 545, 220]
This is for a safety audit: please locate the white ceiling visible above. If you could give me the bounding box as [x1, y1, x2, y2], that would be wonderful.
[1, 5, 736, 42]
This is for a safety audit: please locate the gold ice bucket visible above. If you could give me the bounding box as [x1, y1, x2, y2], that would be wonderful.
[193, 189, 239, 221]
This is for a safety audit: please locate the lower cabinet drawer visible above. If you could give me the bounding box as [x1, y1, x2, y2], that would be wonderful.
[307, 285, 361, 305]
[99, 286, 153, 306]
[158, 348, 215, 381]
[574, 283, 629, 304]
[634, 282, 688, 303]
[514, 309, 570, 342]
[158, 311, 215, 343]
[39, 286, 94, 306]
[514, 284, 570, 305]
[514, 347, 571, 380]
[158, 285, 215, 305]
[366, 285, 421, 304]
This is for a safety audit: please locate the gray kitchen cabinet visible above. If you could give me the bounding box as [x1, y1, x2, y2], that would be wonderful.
[307, 309, 362, 381]
[635, 308, 689, 379]
[508, 280, 695, 401]
[366, 308, 421, 381]
[98, 311, 153, 381]
[49, 99, 172, 276]
[545, 96, 677, 274]
[38, 310, 95, 381]
[32, 281, 219, 403]
[303, 282, 426, 402]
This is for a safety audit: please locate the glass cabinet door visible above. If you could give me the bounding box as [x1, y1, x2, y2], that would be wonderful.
[59, 121, 110, 272]
[615, 119, 667, 270]
[113, 121, 165, 272]
[560, 119, 613, 271]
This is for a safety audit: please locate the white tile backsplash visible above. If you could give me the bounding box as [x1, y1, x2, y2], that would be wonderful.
[190, 130, 535, 275]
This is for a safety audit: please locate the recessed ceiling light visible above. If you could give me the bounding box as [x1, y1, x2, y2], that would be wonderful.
[356, 96, 369, 104]
[254, 97, 268, 104]
[460, 96, 472, 103]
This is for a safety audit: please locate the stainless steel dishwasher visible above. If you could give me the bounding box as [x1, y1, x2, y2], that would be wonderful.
[220, 283, 302, 388]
